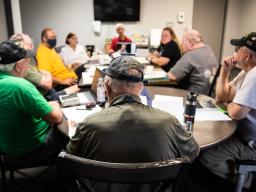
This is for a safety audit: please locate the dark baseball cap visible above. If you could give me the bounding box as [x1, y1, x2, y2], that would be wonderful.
[230, 32, 256, 52]
[104, 56, 144, 82]
[0, 40, 35, 65]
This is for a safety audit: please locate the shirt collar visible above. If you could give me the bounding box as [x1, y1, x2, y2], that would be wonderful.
[118, 36, 128, 41]
[110, 94, 142, 106]
[0, 71, 13, 78]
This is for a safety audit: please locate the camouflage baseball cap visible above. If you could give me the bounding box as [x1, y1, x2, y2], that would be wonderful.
[104, 56, 144, 82]
[0, 40, 35, 65]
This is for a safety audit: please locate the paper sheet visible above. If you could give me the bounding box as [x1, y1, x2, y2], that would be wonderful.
[154, 95, 183, 103]
[62, 105, 102, 136]
[152, 95, 184, 124]
[144, 71, 167, 80]
[195, 109, 231, 121]
[139, 96, 147, 105]
[62, 105, 102, 123]
[152, 95, 231, 123]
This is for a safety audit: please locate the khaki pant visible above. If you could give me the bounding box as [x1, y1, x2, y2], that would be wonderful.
[200, 134, 256, 187]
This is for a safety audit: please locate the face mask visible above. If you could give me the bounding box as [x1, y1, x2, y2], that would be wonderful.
[47, 38, 57, 48]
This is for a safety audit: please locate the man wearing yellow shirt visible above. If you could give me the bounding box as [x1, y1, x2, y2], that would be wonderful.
[36, 28, 77, 90]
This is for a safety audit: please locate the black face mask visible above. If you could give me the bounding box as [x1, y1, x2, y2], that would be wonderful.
[47, 38, 57, 48]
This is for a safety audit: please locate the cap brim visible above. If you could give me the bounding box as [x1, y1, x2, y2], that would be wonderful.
[25, 50, 35, 58]
[230, 39, 243, 46]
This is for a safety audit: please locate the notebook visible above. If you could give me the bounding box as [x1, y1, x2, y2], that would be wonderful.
[116, 42, 136, 56]
[59, 68, 104, 107]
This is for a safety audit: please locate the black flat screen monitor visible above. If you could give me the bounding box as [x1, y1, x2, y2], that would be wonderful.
[94, 0, 140, 22]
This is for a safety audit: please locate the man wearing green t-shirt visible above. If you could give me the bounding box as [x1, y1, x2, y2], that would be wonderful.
[0, 40, 69, 162]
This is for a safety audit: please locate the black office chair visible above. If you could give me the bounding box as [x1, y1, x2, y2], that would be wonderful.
[85, 45, 95, 57]
[208, 65, 242, 98]
[0, 152, 59, 192]
[208, 64, 222, 97]
[59, 151, 190, 192]
[55, 45, 65, 53]
[235, 159, 256, 192]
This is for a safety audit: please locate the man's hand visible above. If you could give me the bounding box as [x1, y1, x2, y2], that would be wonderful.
[215, 56, 237, 103]
[222, 56, 237, 74]
[61, 78, 77, 86]
[71, 63, 80, 69]
[48, 101, 60, 109]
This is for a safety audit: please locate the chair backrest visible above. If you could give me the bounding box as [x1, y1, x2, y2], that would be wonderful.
[55, 45, 65, 53]
[235, 159, 256, 192]
[85, 45, 95, 57]
[208, 64, 222, 97]
[59, 151, 190, 184]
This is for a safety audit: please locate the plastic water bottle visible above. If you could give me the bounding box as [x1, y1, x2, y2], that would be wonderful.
[97, 78, 105, 106]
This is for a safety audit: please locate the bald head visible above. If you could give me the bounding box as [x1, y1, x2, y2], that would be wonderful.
[182, 29, 203, 52]
[184, 29, 203, 43]
[10, 33, 34, 50]
[115, 23, 126, 37]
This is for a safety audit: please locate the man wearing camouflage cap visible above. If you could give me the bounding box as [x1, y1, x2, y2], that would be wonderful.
[67, 56, 199, 191]
[0, 40, 69, 163]
[199, 32, 256, 188]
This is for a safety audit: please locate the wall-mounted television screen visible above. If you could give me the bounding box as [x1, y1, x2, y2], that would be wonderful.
[94, 0, 140, 22]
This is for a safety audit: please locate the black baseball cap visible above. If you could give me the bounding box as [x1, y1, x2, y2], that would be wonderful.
[230, 32, 256, 52]
[0, 40, 35, 65]
[104, 56, 144, 82]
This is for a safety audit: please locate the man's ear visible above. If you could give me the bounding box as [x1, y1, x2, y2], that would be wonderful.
[136, 82, 144, 94]
[14, 62, 21, 72]
[42, 36, 47, 43]
[104, 81, 111, 97]
[245, 51, 252, 61]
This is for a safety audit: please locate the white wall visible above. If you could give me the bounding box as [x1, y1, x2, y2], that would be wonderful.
[239, 0, 256, 34]
[222, 0, 256, 58]
[222, 0, 241, 57]
[19, 0, 194, 51]
[192, 0, 226, 62]
[0, 0, 8, 41]
[11, 0, 23, 33]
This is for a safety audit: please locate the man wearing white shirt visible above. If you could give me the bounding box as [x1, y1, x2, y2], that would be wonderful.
[199, 32, 256, 190]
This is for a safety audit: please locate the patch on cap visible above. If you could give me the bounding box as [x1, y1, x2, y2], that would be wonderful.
[230, 32, 256, 52]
